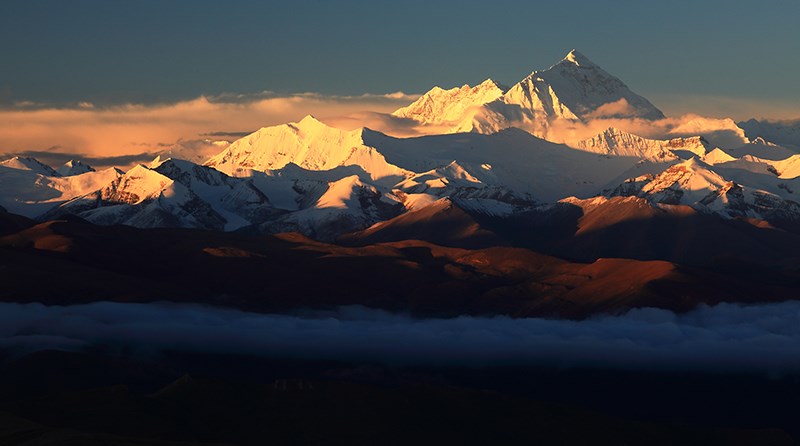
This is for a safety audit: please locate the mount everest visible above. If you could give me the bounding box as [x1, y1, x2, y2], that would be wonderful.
[2, 50, 799, 242]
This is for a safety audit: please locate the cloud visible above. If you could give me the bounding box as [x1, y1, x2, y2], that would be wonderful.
[204, 90, 419, 105]
[0, 88, 775, 170]
[0, 93, 419, 165]
[583, 98, 639, 119]
[3, 301, 800, 373]
[322, 111, 426, 136]
[541, 114, 750, 149]
[650, 94, 800, 122]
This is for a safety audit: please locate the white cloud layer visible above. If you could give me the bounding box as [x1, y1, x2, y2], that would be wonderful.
[2, 301, 800, 373]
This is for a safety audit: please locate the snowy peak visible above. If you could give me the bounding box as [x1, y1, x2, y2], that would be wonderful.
[206, 117, 366, 174]
[574, 128, 708, 161]
[575, 128, 677, 160]
[605, 156, 800, 222]
[393, 50, 664, 137]
[0, 162, 123, 218]
[295, 114, 329, 130]
[663, 136, 710, 158]
[47, 163, 230, 230]
[397, 161, 483, 196]
[107, 164, 176, 205]
[738, 119, 800, 149]
[516, 49, 665, 121]
[610, 157, 735, 207]
[702, 148, 737, 165]
[0, 156, 60, 177]
[57, 160, 95, 176]
[723, 139, 797, 161]
[479, 78, 508, 91]
[561, 49, 596, 68]
[205, 118, 408, 182]
[314, 175, 371, 210]
[392, 79, 506, 125]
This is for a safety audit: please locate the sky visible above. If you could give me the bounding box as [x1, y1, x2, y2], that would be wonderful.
[0, 0, 798, 165]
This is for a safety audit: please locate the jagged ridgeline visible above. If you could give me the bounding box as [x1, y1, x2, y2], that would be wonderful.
[2, 50, 800, 241]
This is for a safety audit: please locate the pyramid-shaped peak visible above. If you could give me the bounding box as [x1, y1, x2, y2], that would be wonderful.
[562, 49, 596, 67]
[0, 156, 60, 176]
[291, 114, 347, 134]
[298, 114, 324, 126]
[478, 78, 508, 92]
[57, 159, 95, 176]
[675, 156, 709, 169]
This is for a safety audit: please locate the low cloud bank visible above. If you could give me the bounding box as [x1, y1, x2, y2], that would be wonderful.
[0, 93, 419, 168]
[2, 301, 800, 372]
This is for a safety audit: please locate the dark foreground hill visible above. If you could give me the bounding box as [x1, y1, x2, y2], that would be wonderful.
[1, 206, 798, 318]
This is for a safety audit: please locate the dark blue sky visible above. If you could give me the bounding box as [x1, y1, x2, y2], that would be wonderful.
[2, 0, 798, 110]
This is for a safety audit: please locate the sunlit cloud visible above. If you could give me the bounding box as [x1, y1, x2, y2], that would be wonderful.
[537, 114, 750, 149]
[0, 92, 420, 168]
[0, 88, 789, 171]
[650, 94, 800, 121]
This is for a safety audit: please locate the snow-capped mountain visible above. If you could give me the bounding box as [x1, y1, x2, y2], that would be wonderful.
[57, 160, 96, 176]
[0, 157, 122, 217]
[3, 50, 799, 241]
[738, 118, 800, 150]
[721, 137, 797, 161]
[395, 50, 664, 137]
[391, 79, 507, 125]
[13, 112, 671, 237]
[573, 128, 708, 161]
[701, 148, 737, 165]
[1, 156, 61, 177]
[210, 115, 679, 203]
[206, 115, 408, 184]
[3, 114, 767, 239]
[258, 174, 403, 240]
[44, 158, 279, 231]
[44, 163, 227, 230]
[606, 157, 800, 224]
[492, 50, 664, 124]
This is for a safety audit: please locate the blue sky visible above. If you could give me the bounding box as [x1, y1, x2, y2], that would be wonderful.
[1, 0, 798, 115]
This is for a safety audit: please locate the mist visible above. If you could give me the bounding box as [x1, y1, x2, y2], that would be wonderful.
[2, 301, 800, 373]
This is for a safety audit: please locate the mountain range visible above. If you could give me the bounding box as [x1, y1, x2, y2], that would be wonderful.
[2, 49, 800, 317]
